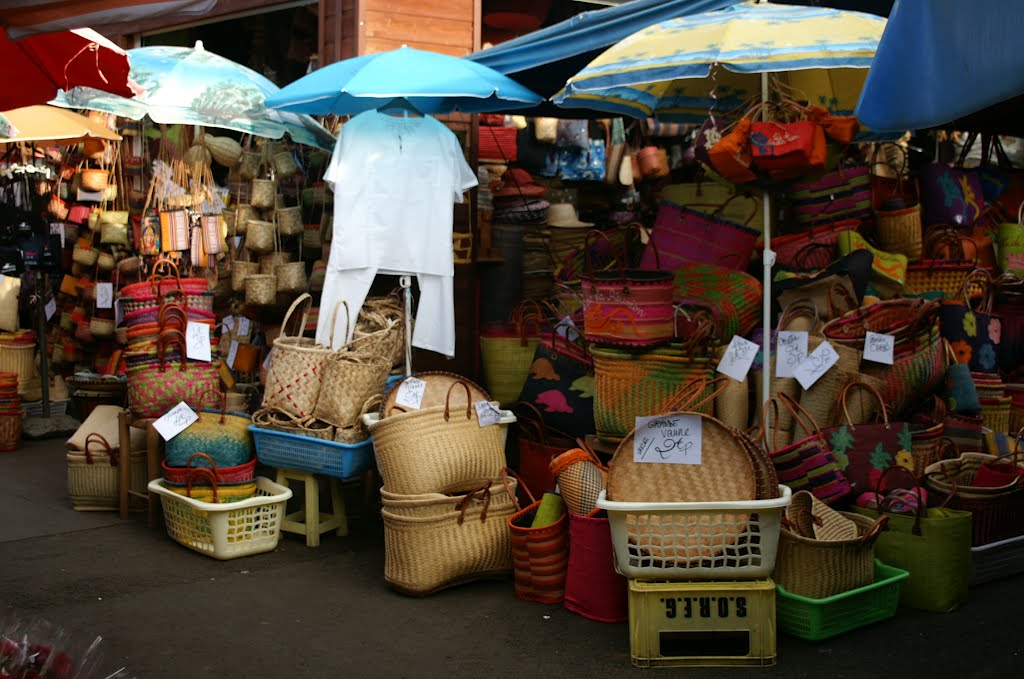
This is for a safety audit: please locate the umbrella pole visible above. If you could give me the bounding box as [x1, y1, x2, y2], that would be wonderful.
[760, 72, 773, 430]
[400, 275, 413, 377]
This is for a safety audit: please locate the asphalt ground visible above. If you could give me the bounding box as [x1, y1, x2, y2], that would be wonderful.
[2, 437, 1023, 678]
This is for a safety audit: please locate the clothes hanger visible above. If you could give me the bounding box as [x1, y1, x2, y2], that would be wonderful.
[377, 97, 423, 118]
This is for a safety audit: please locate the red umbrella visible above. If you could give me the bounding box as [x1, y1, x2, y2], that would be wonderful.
[0, 25, 138, 110]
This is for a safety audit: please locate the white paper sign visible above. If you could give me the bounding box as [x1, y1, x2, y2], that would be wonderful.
[153, 401, 199, 441]
[227, 340, 239, 369]
[50, 222, 65, 247]
[556, 316, 581, 343]
[44, 297, 56, 320]
[186, 322, 212, 362]
[223, 315, 235, 333]
[794, 340, 841, 390]
[775, 331, 809, 379]
[395, 376, 426, 410]
[95, 282, 113, 309]
[863, 331, 895, 365]
[237, 316, 251, 336]
[633, 414, 704, 465]
[475, 400, 503, 427]
[716, 335, 760, 382]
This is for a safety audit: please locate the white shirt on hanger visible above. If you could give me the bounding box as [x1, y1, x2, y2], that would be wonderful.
[318, 110, 477, 357]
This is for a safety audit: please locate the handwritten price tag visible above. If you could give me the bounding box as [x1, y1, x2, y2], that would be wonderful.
[863, 331, 894, 365]
[633, 414, 703, 465]
[95, 282, 113, 309]
[716, 335, 760, 382]
[44, 297, 56, 320]
[474, 400, 503, 427]
[237, 316, 251, 336]
[395, 376, 426, 409]
[776, 331, 808, 379]
[227, 340, 239, 369]
[222, 315, 235, 335]
[153, 401, 199, 441]
[794, 340, 840, 390]
[186, 322, 212, 362]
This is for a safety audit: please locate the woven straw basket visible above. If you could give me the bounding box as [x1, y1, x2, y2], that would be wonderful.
[0, 343, 36, 386]
[245, 274, 277, 306]
[245, 219, 276, 253]
[253, 407, 334, 440]
[369, 381, 507, 495]
[272, 150, 300, 177]
[251, 178, 277, 208]
[352, 296, 405, 368]
[774, 491, 887, 599]
[275, 261, 308, 294]
[261, 294, 331, 420]
[876, 204, 923, 261]
[66, 433, 147, 510]
[380, 478, 516, 596]
[0, 409, 22, 451]
[259, 250, 291, 275]
[312, 351, 390, 428]
[231, 260, 260, 292]
[276, 206, 303, 236]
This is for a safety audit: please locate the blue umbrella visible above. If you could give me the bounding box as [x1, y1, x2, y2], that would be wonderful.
[265, 45, 543, 116]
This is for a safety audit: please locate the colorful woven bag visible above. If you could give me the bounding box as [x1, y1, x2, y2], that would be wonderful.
[673, 263, 762, 342]
[581, 229, 673, 348]
[939, 269, 1001, 374]
[771, 218, 861, 271]
[516, 326, 595, 440]
[789, 163, 873, 226]
[164, 390, 254, 468]
[126, 331, 220, 419]
[641, 199, 760, 272]
[502, 468, 570, 605]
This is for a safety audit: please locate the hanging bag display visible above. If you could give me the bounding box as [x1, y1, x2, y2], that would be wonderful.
[749, 101, 824, 177]
[708, 117, 757, 184]
[581, 228, 674, 348]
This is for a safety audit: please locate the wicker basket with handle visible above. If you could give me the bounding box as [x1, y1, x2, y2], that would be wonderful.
[261, 293, 331, 420]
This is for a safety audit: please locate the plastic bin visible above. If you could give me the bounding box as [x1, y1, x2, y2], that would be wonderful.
[776, 560, 909, 641]
[249, 424, 375, 479]
[149, 476, 292, 560]
[970, 534, 1024, 586]
[629, 578, 776, 668]
[595, 486, 791, 580]
[22, 399, 69, 417]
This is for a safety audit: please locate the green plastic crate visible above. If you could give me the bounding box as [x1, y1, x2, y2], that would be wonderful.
[776, 560, 909, 641]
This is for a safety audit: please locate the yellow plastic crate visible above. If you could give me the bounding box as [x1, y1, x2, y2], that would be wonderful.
[628, 578, 776, 668]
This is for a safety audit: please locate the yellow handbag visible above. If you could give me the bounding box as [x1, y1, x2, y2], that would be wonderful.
[837, 230, 908, 298]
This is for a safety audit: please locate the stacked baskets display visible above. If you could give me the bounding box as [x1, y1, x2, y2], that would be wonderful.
[0, 331, 37, 397]
[366, 374, 517, 595]
[0, 372, 23, 452]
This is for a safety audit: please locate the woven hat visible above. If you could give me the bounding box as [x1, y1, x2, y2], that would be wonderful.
[490, 168, 546, 198]
[545, 203, 593, 228]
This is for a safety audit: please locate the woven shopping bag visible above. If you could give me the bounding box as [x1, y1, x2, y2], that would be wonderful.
[164, 390, 254, 468]
[312, 349, 390, 428]
[516, 324, 594, 440]
[262, 293, 332, 420]
[788, 162, 873, 226]
[380, 478, 516, 596]
[761, 394, 852, 505]
[820, 382, 915, 498]
[126, 331, 219, 419]
[853, 467, 971, 613]
[368, 381, 509, 495]
[770, 218, 861, 271]
[502, 468, 569, 605]
[513, 404, 576, 496]
[479, 303, 547, 405]
[939, 269, 1001, 374]
[641, 198, 761, 271]
[564, 508, 628, 622]
[581, 228, 674, 348]
[674, 263, 762, 342]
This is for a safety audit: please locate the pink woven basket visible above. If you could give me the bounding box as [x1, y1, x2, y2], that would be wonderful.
[563, 509, 628, 622]
[162, 452, 256, 485]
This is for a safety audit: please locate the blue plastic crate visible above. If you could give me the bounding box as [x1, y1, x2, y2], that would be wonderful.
[248, 424, 374, 479]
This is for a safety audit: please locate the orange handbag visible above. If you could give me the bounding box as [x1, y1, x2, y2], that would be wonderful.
[808, 105, 860, 145]
[708, 118, 757, 184]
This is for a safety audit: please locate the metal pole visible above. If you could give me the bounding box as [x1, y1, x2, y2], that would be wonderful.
[400, 275, 413, 377]
[38, 273, 49, 418]
[760, 71, 773, 431]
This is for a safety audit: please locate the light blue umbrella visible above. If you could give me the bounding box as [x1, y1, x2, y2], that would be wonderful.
[264, 45, 543, 116]
[50, 41, 335, 150]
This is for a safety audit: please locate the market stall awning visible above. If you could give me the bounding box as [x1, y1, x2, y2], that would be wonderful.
[855, 0, 1024, 134]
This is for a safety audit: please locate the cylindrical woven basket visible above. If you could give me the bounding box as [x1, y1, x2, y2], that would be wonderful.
[502, 469, 569, 604]
[479, 328, 541, 405]
[277, 206, 303, 236]
[380, 479, 516, 596]
[251, 178, 277, 209]
[259, 250, 291, 274]
[261, 294, 331, 420]
[245, 274, 277, 306]
[233, 204, 257, 235]
[368, 383, 508, 494]
[774, 493, 886, 599]
[876, 204, 923, 261]
[0, 344, 36, 386]
[980, 397, 1012, 434]
[245, 219, 276, 253]
[272, 150, 300, 177]
[924, 452, 1024, 546]
[312, 351, 390, 428]
[275, 261, 308, 294]
[80, 168, 108, 191]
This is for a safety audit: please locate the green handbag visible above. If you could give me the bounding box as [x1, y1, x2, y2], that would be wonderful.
[852, 467, 971, 613]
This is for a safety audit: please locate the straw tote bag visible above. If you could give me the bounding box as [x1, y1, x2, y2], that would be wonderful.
[262, 293, 332, 420]
[368, 381, 508, 495]
[501, 468, 569, 605]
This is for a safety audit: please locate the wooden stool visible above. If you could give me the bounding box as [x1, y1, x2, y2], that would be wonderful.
[118, 409, 164, 528]
[274, 468, 348, 548]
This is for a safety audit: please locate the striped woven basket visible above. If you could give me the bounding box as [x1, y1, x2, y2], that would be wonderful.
[592, 344, 715, 442]
[980, 397, 1012, 434]
[673, 263, 762, 342]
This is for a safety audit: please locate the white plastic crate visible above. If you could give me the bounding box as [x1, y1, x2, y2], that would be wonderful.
[596, 486, 792, 580]
[970, 534, 1024, 586]
[148, 476, 293, 560]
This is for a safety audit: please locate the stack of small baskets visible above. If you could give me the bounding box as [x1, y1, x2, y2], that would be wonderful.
[0, 372, 22, 452]
[367, 374, 516, 596]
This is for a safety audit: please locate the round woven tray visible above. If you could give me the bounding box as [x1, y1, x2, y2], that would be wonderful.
[380, 371, 491, 416]
[607, 414, 759, 503]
